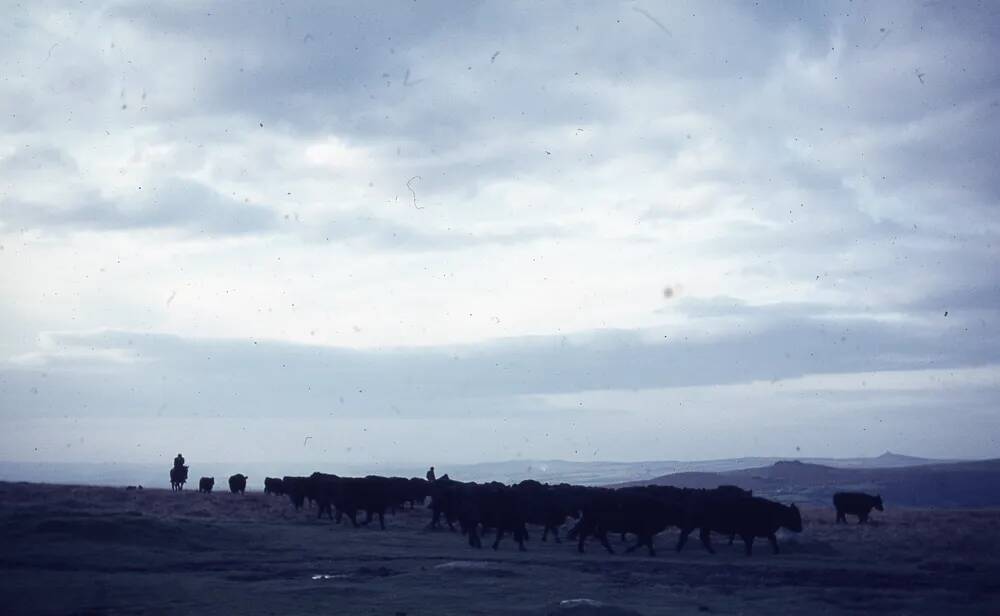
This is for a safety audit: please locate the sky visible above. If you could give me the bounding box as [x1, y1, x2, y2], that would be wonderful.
[1, 0, 998, 467]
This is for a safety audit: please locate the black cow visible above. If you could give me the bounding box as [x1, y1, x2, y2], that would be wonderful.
[574, 486, 682, 556]
[264, 477, 284, 495]
[345, 476, 397, 529]
[307, 474, 401, 529]
[309, 472, 342, 520]
[229, 473, 248, 494]
[428, 476, 462, 531]
[834, 492, 883, 524]
[456, 482, 529, 551]
[514, 480, 587, 544]
[282, 476, 309, 510]
[198, 477, 214, 493]
[675, 485, 753, 552]
[683, 496, 802, 555]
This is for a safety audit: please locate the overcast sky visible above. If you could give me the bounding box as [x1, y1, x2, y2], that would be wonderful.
[1, 1, 998, 467]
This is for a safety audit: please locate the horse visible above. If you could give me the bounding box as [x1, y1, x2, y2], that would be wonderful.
[170, 465, 189, 491]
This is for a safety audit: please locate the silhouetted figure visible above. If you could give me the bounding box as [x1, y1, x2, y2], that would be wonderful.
[174, 453, 185, 469]
[199, 477, 215, 493]
[426, 466, 436, 482]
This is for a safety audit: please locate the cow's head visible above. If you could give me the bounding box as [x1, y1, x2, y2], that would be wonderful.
[874, 495, 884, 511]
[785, 504, 803, 532]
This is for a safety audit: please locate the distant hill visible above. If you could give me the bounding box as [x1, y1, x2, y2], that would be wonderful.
[615, 458, 1000, 508]
[0, 451, 954, 489]
[440, 451, 950, 485]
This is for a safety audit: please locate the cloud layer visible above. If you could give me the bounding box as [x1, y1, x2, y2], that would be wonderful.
[1, 1, 997, 464]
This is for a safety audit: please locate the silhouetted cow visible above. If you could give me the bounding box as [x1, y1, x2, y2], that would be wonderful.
[456, 482, 529, 551]
[228, 473, 248, 494]
[514, 480, 587, 544]
[309, 472, 342, 520]
[681, 496, 802, 555]
[264, 477, 284, 495]
[344, 476, 396, 529]
[198, 477, 214, 493]
[675, 485, 753, 552]
[574, 486, 683, 556]
[282, 476, 309, 510]
[834, 492, 883, 524]
[428, 476, 462, 531]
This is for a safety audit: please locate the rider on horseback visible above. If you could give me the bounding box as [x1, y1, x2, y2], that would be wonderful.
[170, 453, 189, 490]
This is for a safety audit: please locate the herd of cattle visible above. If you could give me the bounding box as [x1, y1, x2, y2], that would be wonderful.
[185, 472, 885, 556]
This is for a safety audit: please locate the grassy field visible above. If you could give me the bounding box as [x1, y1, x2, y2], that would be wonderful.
[1, 481, 998, 615]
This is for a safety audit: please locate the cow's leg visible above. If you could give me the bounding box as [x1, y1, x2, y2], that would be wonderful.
[728, 532, 736, 545]
[517, 525, 527, 552]
[768, 533, 779, 554]
[492, 528, 504, 550]
[742, 534, 754, 556]
[836, 510, 844, 523]
[378, 511, 386, 530]
[599, 530, 615, 554]
[676, 528, 692, 552]
[620, 532, 628, 543]
[647, 535, 656, 557]
[553, 527, 562, 544]
[699, 528, 716, 555]
[860, 512, 869, 524]
[542, 526, 549, 542]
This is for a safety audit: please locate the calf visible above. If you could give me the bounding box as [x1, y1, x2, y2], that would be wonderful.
[228, 473, 248, 494]
[834, 492, 883, 524]
[198, 477, 215, 493]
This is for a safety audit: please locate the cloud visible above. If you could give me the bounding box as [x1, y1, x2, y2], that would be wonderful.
[1, 178, 277, 235]
[4, 297, 996, 420]
[1, 2, 999, 462]
[0, 145, 77, 174]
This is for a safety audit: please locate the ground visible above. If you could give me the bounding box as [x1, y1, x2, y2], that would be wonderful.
[1, 482, 998, 615]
